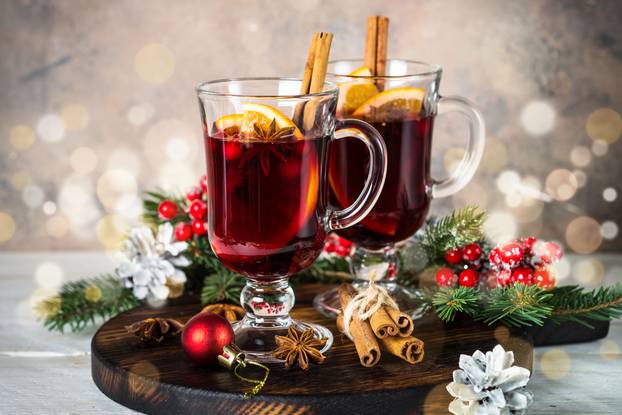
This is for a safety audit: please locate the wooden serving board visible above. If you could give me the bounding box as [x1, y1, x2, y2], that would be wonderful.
[92, 284, 533, 415]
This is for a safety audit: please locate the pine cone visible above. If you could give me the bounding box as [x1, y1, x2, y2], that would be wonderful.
[446, 345, 533, 415]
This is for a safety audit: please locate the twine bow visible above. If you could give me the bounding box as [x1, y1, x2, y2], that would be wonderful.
[342, 277, 399, 340]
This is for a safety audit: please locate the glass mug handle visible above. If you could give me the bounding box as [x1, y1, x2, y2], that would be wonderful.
[327, 119, 388, 231]
[431, 96, 486, 198]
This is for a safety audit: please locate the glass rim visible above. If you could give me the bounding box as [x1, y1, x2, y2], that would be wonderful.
[196, 77, 339, 99]
[327, 58, 442, 79]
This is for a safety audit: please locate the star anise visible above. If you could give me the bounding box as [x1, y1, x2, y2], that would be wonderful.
[252, 118, 296, 141]
[272, 326, 327, 370]
[126, 317, 184, 343]
[201, 303, 245, 323]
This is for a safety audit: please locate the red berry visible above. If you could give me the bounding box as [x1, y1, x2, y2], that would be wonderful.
[462, 243, 482, 263]
[324, 241, 336, 253]
[458, 269, 479, 287]
[533, 266, 556, 289]
[186, 187, 202, 202]
[188, 199, 207, 220]
[496, 269, 512, 286]
[224, 142, 243, 160]
[444, 248, 463, 265]
[499, 242, 524, 268]
[336, 237, 353, 249]
[435, 267, 457, 287]
[157, 200, 178, 220]
[387, 263, 397, 277]
[489, 247, 503, 267]
[174, 222, 193, 241]
[511, 267, 534, 285]
[533, 241, 563, 264]
[335, 245, 350, 257]
[200, 175, 208, 193]
[521, 237, 537, 254]
[191, 219, 207, 236]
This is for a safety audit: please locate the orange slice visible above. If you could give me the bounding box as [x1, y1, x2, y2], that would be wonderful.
[336, 66, 378, 117]
[352, 87, 426, 122]
[214, 104, 303, 139]
[242, 103, 303, 139]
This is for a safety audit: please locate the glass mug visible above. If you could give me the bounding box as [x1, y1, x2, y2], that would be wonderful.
[314, 59, 486, 317]
[197, 78, 387, 361]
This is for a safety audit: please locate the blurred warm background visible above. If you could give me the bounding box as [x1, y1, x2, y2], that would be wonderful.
[1, 0, 621, 260]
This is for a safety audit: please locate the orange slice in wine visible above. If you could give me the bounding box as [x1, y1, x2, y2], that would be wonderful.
[214, 113, 245, 136]
[352, 87, 426, 122]
[242, 103, 304, 139]
[336, 66, 378, 117]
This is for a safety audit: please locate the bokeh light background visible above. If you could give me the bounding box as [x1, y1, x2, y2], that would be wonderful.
[1, 0, 621, 256]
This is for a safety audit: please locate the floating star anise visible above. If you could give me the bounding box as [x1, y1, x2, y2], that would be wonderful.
[126, 317, 184, 343]
[201, 303, 245, 323]
[253, 118, 296, 141]
[272, 327, 327, 370]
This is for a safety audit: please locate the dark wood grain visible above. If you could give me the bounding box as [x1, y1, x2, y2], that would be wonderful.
[92, 284, 533, 415]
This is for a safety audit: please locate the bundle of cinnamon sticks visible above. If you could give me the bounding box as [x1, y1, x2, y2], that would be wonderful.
[336, 284, 424, 367]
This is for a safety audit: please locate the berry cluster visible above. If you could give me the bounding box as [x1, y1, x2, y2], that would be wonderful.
[488, 238, 561, 289]
[157, 175, 209, 242]
[435, 242, 484, 288]
[323, 234, 353, 257]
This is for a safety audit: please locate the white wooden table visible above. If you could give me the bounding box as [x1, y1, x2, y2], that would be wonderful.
[0, 252, 620, 414]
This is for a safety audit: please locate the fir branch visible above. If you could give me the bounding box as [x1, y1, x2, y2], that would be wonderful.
[478, 284, 554, 327]
[549, 284, 622, 327]
[36, 274, 141, 333]
[295, 255, 351, 284]
[421, 205, 486, 261]
[432, 287, 481, 322]
[201, 271, 245, 305]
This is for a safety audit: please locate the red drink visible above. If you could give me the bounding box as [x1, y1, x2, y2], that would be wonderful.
[205, 133, 328, 279]
[329, 116, 434, 248]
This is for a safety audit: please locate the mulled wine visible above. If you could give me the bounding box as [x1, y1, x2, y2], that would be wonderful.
[205, 132, 328, 279]
[329, 116, 434, 248]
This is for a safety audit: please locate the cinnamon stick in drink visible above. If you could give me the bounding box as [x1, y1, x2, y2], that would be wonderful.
[364, 16, 389, 89]
[338, 284, 381, 367]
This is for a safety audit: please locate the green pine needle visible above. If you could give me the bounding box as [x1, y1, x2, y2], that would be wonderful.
[549, 284, 622, 327]
[201, 271, 245, 305]
[478, 283, 554, 327]
[36, 274, 141, 333]
[432, 286, 481, 322]
[421, 205, 486, 261]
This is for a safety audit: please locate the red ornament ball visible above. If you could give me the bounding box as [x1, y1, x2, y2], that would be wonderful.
[182, 312, 234, 365]
[511, 267, 534, 285]
[435, 267, 457, 287]
[192, 219, 207, 236]
[462, 243, 482, 263]
[444, 248, 463, 265]
[200, 174, 208, 193]
[533, 266, 556, 289]
[189, 199, 207, 220]
[174, 222, 193, 241]
[186, 187, 202, 202]
[157, 200, 178, 220]
[458, 269, 479, 287]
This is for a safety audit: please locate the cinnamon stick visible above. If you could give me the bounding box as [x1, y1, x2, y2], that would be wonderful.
[380, 335, 425, 364]
[338, 284, 381, 367]
[364, 16, 389, 89]
[386, 306, 414, 337]
[295, 32, 333, 130]
[369, 307, 399, 338]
